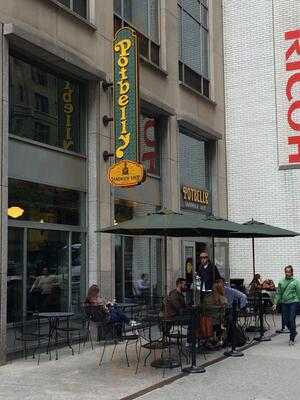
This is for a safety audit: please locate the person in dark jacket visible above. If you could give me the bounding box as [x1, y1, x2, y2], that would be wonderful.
[196, 251, 221, 292]
[164, 278, 187, 319]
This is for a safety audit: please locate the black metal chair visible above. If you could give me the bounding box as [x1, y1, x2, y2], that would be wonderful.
[55, 314, 91, 355]
[13, 317, 48, 364]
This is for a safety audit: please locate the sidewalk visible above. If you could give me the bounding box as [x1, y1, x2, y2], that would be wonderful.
[139, 326, 300, 400]
[0, 317, 280, 400]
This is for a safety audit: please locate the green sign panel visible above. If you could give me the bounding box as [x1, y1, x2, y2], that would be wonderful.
[113, 27, 139, 161]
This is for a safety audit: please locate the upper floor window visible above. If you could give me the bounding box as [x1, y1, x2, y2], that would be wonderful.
[9, 56, 85, 154]
[114, 0, 160, 66]
[56, 0, 88, 19]
[178, 0, 210, 98]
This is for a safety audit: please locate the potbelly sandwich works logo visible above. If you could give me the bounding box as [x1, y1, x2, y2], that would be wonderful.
[107, 27, 145, 187]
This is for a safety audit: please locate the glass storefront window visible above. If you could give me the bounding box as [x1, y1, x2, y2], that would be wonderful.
[7, 228, 23, 323]
[7, 227, 86, 326]
[9, 56, 85, 153]
[8, 179, 83, 226]
[27, 230, 69, 313]
[71, 232, 86, 313]
[140, 114, 161, 177]
[114, 200, 163, 302]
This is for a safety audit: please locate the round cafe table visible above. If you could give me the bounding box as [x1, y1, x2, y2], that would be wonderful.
[34, 312, 74, 360]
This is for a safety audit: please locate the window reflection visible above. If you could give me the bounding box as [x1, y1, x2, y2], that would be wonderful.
[7, 228, 23, 323]
[9, 56, 84, 153]
[8, 179, 82, 226]
[71, 232, 86, 313]
[27, 230, 69, 313]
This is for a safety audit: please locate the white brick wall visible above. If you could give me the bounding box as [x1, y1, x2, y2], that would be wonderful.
[224, 0, 300, 285]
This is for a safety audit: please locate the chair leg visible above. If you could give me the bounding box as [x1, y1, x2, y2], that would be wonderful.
[144, 349, 151, 366]
[135, 338, 142, 375]
[88, 329, 94, 350]
[125, 340, 130, 367]
[78, 334, 81, 355]
[99, 346, 106, 366]
[24, 341, 27, 360]
[111, 340, 118, 361]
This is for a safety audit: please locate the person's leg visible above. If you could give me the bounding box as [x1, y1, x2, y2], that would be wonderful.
[289, 303, 297, 341]
[281, 304, 290, 333]
[109, 307, 130, 324]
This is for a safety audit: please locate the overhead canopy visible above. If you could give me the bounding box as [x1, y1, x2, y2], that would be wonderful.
[230, 219, 299, 238]
[98, 209, 244, 238]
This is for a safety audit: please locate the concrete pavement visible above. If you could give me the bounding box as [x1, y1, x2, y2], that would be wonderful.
[0, 317, 296, 400]
[139, 333, 300, 400]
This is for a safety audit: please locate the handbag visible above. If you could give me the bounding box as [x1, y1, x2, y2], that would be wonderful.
[196, 315, 213, 338]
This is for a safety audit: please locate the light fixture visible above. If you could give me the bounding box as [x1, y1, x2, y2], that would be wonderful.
[7, 206, 24, 219]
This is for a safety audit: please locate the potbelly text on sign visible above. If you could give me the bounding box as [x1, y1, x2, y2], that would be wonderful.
[108, 27, 145, 187]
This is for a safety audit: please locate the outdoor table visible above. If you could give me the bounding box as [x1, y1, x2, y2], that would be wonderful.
[34, 312, 75, 360]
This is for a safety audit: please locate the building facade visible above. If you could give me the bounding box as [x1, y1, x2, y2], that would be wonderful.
[0, 0, 226, 364]
[224, 0, 300, 284]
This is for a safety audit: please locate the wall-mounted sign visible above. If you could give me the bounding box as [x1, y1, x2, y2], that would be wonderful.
[113, 27, 139, 161]
[108, 27, 145, 187]
[273, 2, 300, 167]
[181, 185, 211, 213]
[108, 160, 145, 188]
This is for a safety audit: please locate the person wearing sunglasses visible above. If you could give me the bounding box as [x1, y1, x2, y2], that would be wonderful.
[196, 251, 221, 293]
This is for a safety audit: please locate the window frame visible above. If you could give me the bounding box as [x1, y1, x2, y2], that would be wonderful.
[9, 52, 87, 156]
[179, 129, 211, 192]
[55, 0, 89, 20]
[178, 0, 210, 98]
[114, 0, 161, 66]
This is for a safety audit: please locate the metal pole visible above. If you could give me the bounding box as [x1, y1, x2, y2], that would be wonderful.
[212, 236, 215, 282]
[252, 236, 256, 278]
[164, 233, 168, 296]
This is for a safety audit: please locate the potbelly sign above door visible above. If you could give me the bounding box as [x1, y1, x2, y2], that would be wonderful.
[108, 27, 145, 187]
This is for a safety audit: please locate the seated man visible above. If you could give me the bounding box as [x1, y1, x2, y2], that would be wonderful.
[220, 279, 248, 310]
[164, 277, 187, 319]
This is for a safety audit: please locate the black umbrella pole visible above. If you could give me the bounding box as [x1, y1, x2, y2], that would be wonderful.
[164, 234, 168, 296]
[182, 307, 206, 374]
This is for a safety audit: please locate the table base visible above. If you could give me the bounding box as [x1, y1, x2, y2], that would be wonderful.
[182, 365, 206, 374]
[151, 358, 180, 369]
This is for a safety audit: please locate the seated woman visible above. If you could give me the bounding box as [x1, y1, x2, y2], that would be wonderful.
[248, 274, 263, 296]
[200, 281, 228, 347]
[84, 284, 138, 327]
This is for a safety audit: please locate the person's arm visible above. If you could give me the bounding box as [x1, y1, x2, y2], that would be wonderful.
[30, 277, 39, 293]
[234, 289, 247, 309]
[295, 280, 300, 302]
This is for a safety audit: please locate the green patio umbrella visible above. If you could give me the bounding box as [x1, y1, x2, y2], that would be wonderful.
[230, 219, 299, 277]
[98, 209, 244, 295]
